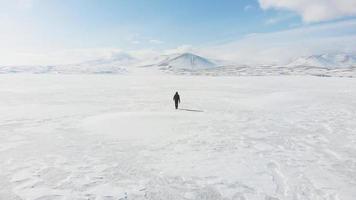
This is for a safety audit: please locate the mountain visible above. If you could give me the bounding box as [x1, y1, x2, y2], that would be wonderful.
[158, 53, 217, 70]
[1, 52, 355, 77]
[287, 53, 356, 68]
[0, 52, 135, 74]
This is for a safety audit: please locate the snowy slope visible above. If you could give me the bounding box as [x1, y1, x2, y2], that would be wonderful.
[0, 65, 55, 74]
[0, 64, 128, 74]
[287, 53, 356, 68]
[136, 53, 182, 68]
[173, 64, 356, 77]
[158, 53, 217, 70]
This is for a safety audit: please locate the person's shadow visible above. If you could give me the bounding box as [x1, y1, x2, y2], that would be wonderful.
[179, 108, 204, 112]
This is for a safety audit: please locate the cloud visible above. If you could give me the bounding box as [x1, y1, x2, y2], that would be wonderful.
[2, 18, 355, 66]
[0, 0, 35, 9]
[163, 45, 194, 55]
[259, 0, 356, 22]
[0, 48, 128, 65]
[1, 10, 355, 67]
[265, 14, 295, 25]
[131, 40, 140, 44]
[127, 34, 163, 45]
[16, 0, 34, 9]
[244, 5, 254, 11]
[200, 19, 356, 65]
[149, 39, 164, 44]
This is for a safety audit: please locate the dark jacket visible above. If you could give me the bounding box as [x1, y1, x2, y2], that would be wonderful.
[173, 93, 180, 103]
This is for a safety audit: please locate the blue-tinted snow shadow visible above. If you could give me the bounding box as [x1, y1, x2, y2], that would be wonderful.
[179, 108, 204, 112]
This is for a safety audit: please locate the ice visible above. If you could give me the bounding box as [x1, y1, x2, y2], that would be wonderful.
[0, 74, 355, 200]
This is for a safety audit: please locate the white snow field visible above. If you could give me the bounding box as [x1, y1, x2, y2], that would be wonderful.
[0, 74, 356, 200]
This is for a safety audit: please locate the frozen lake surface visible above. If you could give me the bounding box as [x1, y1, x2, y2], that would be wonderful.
[0, 75, 355, 200]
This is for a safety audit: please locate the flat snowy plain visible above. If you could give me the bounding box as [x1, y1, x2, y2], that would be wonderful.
[0, 74, 356, 200]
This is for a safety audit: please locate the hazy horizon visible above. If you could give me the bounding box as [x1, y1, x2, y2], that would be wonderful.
[1, 0, 356, 65]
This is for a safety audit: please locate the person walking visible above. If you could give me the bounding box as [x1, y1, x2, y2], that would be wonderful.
[173, 92, 180, 109]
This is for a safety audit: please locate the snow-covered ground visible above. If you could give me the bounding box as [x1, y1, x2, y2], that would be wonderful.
[1, 74, 356, 200]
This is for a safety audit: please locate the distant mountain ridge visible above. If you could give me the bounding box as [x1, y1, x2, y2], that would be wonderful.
[159, 52, 356, 77]
[1, 52, 355, 77]
[287, 53, 356, 68]
[0, 52, 134, 74]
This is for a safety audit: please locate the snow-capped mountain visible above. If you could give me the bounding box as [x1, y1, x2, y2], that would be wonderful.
[158, 53, 217, 70]
[0, 52, 135, 74]
[1, 52, 355, 77]
[287, 53, 356, 68]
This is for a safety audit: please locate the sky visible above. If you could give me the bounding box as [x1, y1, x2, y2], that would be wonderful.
[0, 0, 356, 65]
